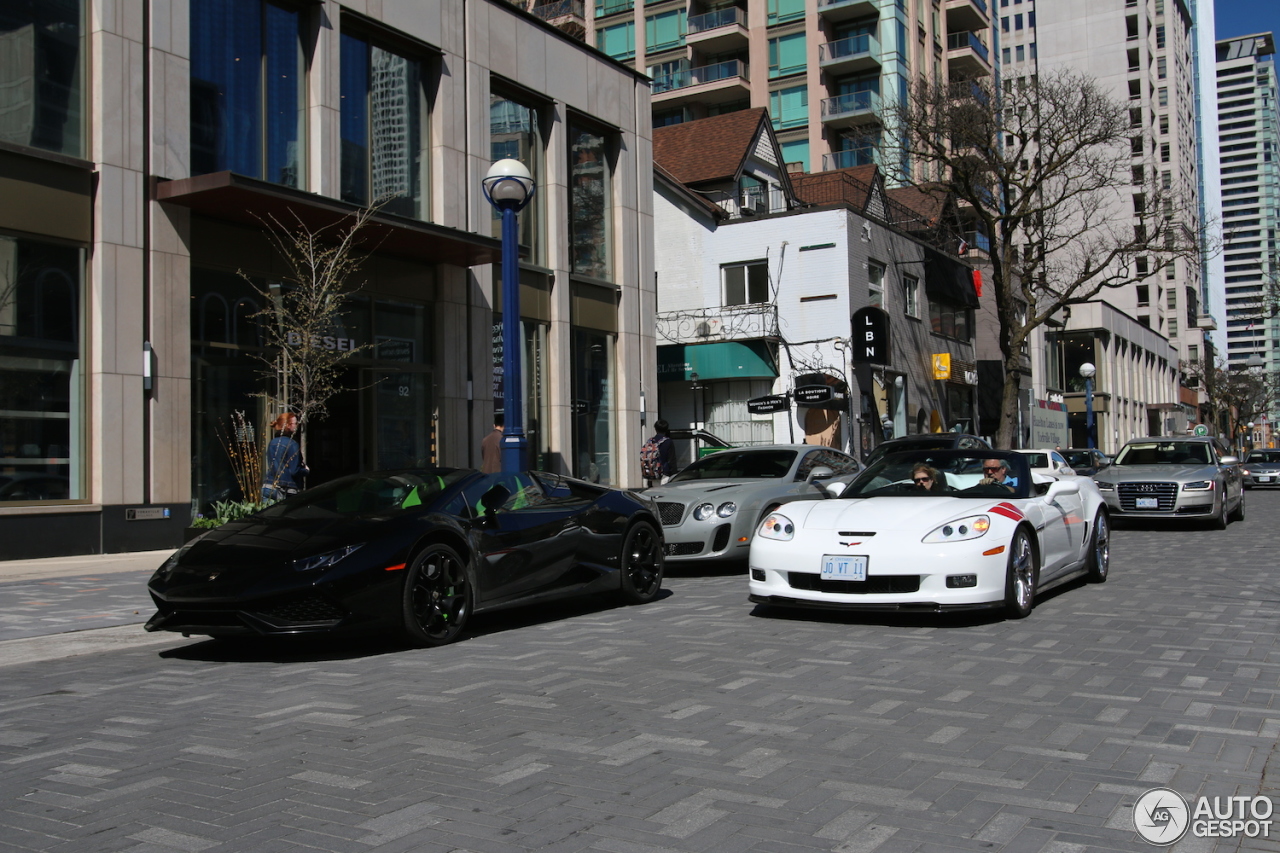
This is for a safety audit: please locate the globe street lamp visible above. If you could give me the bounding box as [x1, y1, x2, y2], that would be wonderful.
[482, 159, 536, 473]
[1079, 362, 1096, 450]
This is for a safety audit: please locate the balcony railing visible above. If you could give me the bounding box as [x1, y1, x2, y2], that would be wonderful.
[823, 147, 877, 170]
[946, 30, 990, 62]
[595, 0, 633, 17]
[531, 0, 585, 20]
[819, 33, 879, 64]
[652, 60, 747, 93]
[820, 89, 881, 119]
[687, 6, 745, 34]
[656, 304, 779, 344]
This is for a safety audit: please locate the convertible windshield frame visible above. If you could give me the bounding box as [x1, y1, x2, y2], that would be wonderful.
[255, 468, 475, 519]
[839, 450, 1034, 500]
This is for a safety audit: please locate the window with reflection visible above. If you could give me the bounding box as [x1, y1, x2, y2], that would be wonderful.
[0, 234, 84, 503]
[490, 87, 543, 262]
[568, 123, 612, 280]
[0, 0, 84, 157]
[340, 30, 429, 219]
[191, 0, 306, 187]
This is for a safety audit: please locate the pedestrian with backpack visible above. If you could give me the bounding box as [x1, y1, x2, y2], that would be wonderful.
[640, 419, 677, 487]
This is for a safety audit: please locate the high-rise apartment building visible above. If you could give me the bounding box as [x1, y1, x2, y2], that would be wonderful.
[1215, 33, 1279, 392]
[526, 0, 995, 178]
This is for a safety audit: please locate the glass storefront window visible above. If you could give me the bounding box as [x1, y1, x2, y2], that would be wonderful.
[0, 0, 85, 158]
[571, 328, 615, 484]
[190, 0, 306, 187]
[340, 31, 429, 219]
[0, 234, 84, 502]
[490, 317, 549, 471]
[568, 124, 612, 280]
[490, 89, 543, 263]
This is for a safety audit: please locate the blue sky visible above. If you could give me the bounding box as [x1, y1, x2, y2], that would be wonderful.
[1213, 0, 1280, 43]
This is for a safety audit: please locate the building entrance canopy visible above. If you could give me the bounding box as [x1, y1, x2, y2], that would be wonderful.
[657, 340, 778, 381]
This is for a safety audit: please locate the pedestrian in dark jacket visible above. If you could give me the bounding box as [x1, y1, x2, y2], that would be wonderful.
[262, 413, 308, 500]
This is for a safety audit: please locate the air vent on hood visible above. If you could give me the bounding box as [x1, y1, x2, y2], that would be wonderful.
[838, 531, 876, 537]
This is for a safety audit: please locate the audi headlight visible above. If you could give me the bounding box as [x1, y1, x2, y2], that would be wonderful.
[758, 512, 795, 541]
[692, 502, 716, 521]
[1094, 480, 1115, 491]
[716, 501, 737, 518]
[922, 515, 991, 544]
[294, 544, 364, 572]
[1182, 480, 1214, 491]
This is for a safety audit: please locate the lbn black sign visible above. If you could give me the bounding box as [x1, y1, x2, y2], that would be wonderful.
[851, 307, 890, 364]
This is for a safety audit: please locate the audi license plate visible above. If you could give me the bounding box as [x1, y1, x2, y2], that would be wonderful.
[821, 555, 867, 581]
[1135, 497, 1159, 509]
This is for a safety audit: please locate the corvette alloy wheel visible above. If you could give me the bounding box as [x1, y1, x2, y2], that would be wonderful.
[1086, 511, 1109, 583]
[1004, 529, 1037, 619]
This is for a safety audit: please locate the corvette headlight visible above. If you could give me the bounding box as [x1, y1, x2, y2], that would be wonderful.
[692, 502, 716, 521]
[922, 515, 991, 544]
[758, 512, 795, 541]
[716, 501, 737, 518]
[294, 544, 364, 572]
[1094, 480, 1114, 491]
[1182, 480, 1214, 491]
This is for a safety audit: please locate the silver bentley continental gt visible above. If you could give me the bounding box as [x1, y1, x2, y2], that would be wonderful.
[1093, 436, 1245, 529]
[643, 445, 862, 564]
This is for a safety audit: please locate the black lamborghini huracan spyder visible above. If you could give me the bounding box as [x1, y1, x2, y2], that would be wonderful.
[146, 469, 665, 646]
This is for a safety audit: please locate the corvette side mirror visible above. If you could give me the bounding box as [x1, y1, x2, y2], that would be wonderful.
[1044, 479, 1080, 501]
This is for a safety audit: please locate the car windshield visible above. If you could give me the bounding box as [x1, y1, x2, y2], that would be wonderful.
[867, 438, 954, 464]
[1246, 451, 1280, 464]
[1114, 442, 1211, 466]
[1064, 451, 1096, 467]
[838, 451, 1033, 500]
[668, 449, 796, 481]
[1021, 453, 1049, 468]
[255, 469, 474, 519]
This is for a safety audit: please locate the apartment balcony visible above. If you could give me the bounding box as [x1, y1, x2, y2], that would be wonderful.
[818, 33, 881, 75]
[822, 147, 878, 171]
[944, 0, 989, 33]
[819, 89, 881, 129]
[686, 7, 748, 53]
[652, 60, 751, 107]
[656, 304, 779, 345]
[815, 0, 879, 23]
[594, 0, 633, 17]
[530, 0, 586, 37]
[946, 30, 992, 77]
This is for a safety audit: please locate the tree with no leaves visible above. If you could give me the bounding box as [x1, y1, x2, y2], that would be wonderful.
[885, 70, 1206, 448]
[1185, 356, 1274, 450]
[245, 205, 382, 457]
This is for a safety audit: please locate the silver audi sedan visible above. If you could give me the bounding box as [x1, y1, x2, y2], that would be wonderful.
[643, 445, 862, 564]
[1093, 436, 1244, 528]
[1243, 450, 1280, 489]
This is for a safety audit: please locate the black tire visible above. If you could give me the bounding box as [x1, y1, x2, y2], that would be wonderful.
[1086, 511, 1109, 583]
[1212, 499, 1228, 530]
[1003, 528, 1038, 619]
[619, 521, 664, 604]
[1230, 492, 1246, 522]
[401, 543, 472, 647]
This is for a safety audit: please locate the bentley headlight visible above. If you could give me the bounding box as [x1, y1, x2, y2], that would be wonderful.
[922, 515, 991, 544]
[1094, 480, 1114, 491]
[692, 502, 716, 521]
[294, 544, 364, 572]
[1182, 480, 1214, 491]
[716, 501, 737, 518]
[758, 512, 795, 541]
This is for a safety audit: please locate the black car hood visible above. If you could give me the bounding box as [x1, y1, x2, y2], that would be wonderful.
[180, 515, 374, 567]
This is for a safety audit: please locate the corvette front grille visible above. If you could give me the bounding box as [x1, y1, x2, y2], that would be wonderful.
[657, 502, 686, 526]
[786, 573, 921, 594]
[1117, 482, 1177, 511]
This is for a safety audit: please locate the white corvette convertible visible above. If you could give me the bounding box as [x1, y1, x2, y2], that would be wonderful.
[748, 450, 1110, 618]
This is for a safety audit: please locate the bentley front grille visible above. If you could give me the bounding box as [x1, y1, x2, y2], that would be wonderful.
[786, 573, 921, 594]
[657, 502, 686, 526]
[1117, 482, 1178, 511]
[664, 542, 703, 556]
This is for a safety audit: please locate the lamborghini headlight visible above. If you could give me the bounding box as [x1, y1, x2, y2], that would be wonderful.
[294, 544, 364, 572]
[1182, 480, 1214, 491]
[757, 512, 795, 541]
[922, 515, 991, 544]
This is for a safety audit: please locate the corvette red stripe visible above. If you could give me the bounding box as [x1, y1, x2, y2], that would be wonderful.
[988, 502, 1024, 522]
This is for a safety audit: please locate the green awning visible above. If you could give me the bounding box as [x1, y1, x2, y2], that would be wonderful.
[657, 340, 778, 382]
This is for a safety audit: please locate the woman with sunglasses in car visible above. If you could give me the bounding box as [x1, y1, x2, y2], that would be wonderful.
[910, 464, 941, 491]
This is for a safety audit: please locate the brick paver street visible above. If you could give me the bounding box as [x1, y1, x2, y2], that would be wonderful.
[1, 495, 1279, 852]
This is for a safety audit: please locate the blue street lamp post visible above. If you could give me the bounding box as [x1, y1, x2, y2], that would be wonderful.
[1080, 362, 1096, 450]
[482, 159, 536, 473]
